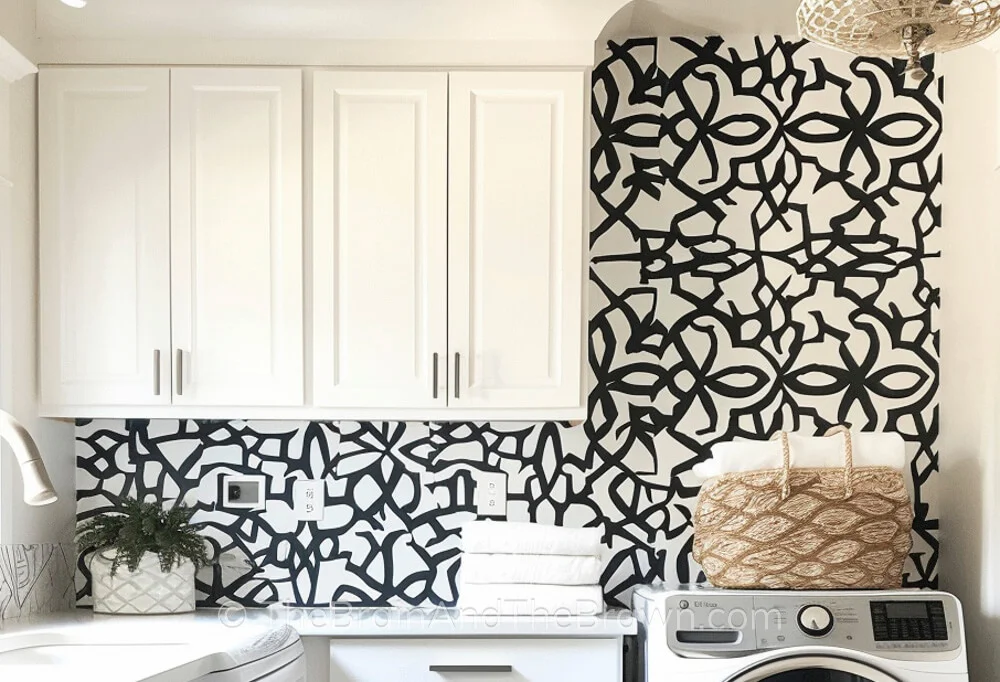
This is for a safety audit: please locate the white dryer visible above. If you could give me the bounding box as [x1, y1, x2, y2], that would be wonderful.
[633, 585, 968, 681]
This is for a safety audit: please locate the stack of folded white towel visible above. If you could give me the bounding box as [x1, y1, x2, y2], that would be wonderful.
[458, 521, 604, 616]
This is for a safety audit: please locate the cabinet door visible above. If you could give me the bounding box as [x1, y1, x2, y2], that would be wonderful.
[39, 68, 172, 408]
[171, 68, 304, 406]
[312, 72, 447, 408]
[329, 638, 619, 682]
[448, 72, 586, 409]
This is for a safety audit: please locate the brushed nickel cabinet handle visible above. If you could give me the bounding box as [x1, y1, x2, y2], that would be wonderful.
[175, 349, 184, 397]
[454, 352, 461, 399]
[153, 350, 161, 396]
[433, 352, 439, 400]
[429, 665, 512, 674]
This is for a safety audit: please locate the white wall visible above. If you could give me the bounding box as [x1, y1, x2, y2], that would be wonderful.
[0, 0, 37, 62]
[6, 72, 75, 545]
[938, 45, 1000, 680]
[598, 0, 799, 42]
[0, 1, 75, 545]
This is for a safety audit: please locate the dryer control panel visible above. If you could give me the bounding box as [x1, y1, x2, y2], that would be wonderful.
[870, 600, 949, 642]
[655, 590, 964, 660]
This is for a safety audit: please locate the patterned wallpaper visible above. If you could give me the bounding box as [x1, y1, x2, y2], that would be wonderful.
[76, 36, 941, 608]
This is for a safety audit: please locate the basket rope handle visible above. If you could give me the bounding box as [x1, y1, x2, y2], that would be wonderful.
[771, 427, 853, 500]
[824, 425, 854, 499]
[771, 431, 792, 500]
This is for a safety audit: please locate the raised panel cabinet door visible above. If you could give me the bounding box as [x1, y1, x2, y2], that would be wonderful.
[448, 72, 586, 409]
[39, 68, 172, 408]
[171, 68, 304, 406]
[312, 72, 448, 408]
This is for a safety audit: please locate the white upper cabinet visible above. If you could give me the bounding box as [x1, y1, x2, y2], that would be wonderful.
[170, 68, 304, 406]
[38, 67, 587, 419]
[448, 72, 586, 410]
[40, 68, 172, 408]
[312, 72, 448, 409]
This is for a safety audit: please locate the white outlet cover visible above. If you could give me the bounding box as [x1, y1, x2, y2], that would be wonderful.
[474, 471, 507, 517]
[293, 480, 325, 521]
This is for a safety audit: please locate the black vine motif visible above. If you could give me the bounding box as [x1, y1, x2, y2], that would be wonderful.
[77, 36, 940, 608]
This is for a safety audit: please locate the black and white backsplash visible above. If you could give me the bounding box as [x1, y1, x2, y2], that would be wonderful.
[77, 36, 941, 608]
[1, 544, 75, 618]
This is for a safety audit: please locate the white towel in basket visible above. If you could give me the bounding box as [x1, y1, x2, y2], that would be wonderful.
[693, 430, 906, 480]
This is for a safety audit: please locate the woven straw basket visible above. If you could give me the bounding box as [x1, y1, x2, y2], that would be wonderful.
[692, 427, 913, 590]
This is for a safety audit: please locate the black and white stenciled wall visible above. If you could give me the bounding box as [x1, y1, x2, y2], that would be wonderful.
[77, 36, 941, 607]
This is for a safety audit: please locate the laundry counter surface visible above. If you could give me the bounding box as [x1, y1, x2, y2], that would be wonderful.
[1, 606, 636, 682]
[0, 609, 299, 682]
[265, 604, 637, 637]
[267, 605, 637, 682]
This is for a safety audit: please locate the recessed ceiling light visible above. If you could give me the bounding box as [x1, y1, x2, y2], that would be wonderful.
[60, 0, 87, 8]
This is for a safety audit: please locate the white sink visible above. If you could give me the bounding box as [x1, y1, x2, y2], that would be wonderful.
[0, 641, 190, 665]
[0, 613, 303, 682]
[0, 627, 219, 681]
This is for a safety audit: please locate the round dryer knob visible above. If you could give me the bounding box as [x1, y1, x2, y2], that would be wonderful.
[797, 605, 834, 637]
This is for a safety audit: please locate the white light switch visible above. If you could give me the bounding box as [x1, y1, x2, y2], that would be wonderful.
[475, 472, 507, 517]
[293, 480, 325, 521]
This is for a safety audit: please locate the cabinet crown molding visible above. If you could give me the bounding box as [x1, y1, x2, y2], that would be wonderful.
[0, 37, 36, 83]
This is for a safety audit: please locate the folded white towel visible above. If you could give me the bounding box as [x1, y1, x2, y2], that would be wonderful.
[458, 583, 604, 616]
[462, 521, 602, 557]
[692, 431, 906, 480]
[461, 553, 602, 586]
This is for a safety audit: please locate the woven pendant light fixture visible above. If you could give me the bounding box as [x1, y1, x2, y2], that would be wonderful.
[798, 0, 1000, 80]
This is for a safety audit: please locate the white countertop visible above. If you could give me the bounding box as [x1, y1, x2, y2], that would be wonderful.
[0, 609, 292, 682]
[262, 604, 638, 638]
[0, 605, 635, 681]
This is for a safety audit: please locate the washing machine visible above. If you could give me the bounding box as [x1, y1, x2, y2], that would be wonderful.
[633, 585, 968, 681]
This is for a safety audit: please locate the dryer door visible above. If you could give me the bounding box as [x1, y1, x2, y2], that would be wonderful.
[730, 655, 900, 682]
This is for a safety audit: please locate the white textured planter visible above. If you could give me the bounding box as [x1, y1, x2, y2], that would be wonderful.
[90, 551, 196, 615]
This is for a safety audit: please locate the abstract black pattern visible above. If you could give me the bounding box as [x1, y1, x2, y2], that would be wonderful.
[76, 36, 940, 608]
[590, 35, 940, 592]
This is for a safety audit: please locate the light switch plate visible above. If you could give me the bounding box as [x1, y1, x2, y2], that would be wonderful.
[475, 471, 507, 517]
[293, 480, 325, 521]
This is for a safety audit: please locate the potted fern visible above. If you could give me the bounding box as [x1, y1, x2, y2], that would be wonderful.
[77, 498, 210, 615]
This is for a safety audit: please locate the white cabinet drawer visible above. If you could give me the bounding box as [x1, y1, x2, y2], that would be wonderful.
[329, 638, 619, 682]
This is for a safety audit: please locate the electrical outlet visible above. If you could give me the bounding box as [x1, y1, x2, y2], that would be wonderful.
[293, 480, 325, 521]
[221, 475, 266, 510]
[475, 472, 507, 517]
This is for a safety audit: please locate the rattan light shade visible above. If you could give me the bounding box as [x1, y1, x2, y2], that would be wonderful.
[798, 0, 1000, 79]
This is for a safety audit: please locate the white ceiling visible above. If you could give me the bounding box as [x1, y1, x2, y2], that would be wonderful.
[35, 0, 629, 41]
[35, 0, 804, 42]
